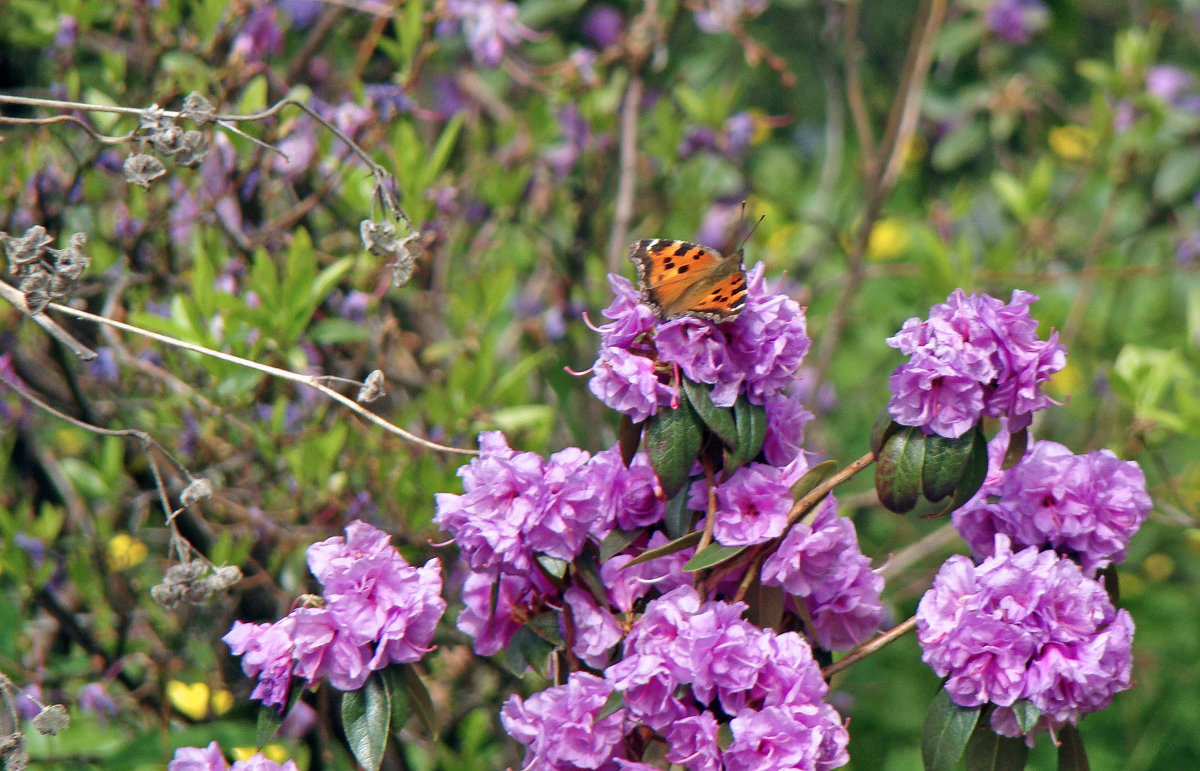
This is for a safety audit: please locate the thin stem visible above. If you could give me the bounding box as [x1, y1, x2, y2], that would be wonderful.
[42, 300, 476, 455]
[787, 450, 875, 524]
[0, 278, 97, 360]
[822, 615, 917, 678]
[607, 73, 643, 274]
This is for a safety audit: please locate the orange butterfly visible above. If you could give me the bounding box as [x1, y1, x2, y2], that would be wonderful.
[628, 238, 748, 323]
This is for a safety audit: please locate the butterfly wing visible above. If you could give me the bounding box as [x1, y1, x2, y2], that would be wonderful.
[629, 239, 747, 322]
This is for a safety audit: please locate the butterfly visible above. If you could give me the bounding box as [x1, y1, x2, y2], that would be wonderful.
[628, 238, 748, 323]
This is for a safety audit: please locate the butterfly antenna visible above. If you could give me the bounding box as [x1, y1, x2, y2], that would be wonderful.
[737, 213, 766, 252]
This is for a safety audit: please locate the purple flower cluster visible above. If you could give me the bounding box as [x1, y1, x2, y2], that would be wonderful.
[761, 498, 885, 650]
[500, 588, 849, 770]
[169, 742, 297, 771]
[589, 265, 810, 420]
[916, 536, 1133, 738]
[886, 289, 1065, 438]
[444, 0, 535, 67]
[984, 0, 1049, 45]
[687, 460, 800, 547]
[953, 433, 1152, 575]
[223, 520, 445, 706]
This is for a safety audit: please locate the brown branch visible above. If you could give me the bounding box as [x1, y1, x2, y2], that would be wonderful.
[0, 278, 97, 360]
[822, 615, 917, 678]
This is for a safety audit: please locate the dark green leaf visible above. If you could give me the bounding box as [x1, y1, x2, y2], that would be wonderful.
[402, 664, 437, 737]
[963, 719, 1030, 770]
[381, 667, 409, 736]
[748, 581, 785, 631]
[643, 401, 703, 497]
[622, 531, 703, 569]
[1153, 146, 1200, 203]
[1056, 723, 1090, 771]
[921, 687, 980, 771]
[937, 425, 989, 516]
[597, 690, 625, 721]
[1010, 700, 1041, 735]
[1099, 564, 1119, 605]
[618, 413, 642, 467]
[663, 487, 695, 540]
[527, 611, 565, 645]
[599, 528, 644, 562]
[725, 397, 767, 473]
[504, 625, 558, 678]
[875, 425, 925, 514]
[341, 673, 390, 771]
[683, 543, 746, 572]
[921, 430, 976, 503]
[255, 687, 302, 746]
[682, 378, 738, 449]
[870, 407, 902, 455]
[1002, 427, 1028, 470]
[789, 459, 838, 502]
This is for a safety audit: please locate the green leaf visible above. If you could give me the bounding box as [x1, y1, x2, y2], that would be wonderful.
[875, 425, 925, 514]
[643, 401, 703, 497]
[931, 118, 986, 172]
[599, 528, 644, 562]
[663, 486, 694, 540]
[725, 397, 767, 473]
[1153, 147, 1200, 203]
[921, 430, 976, 503]
[402, 664, 437, 737]
[963, 719, 1030, 770]
[870, 407, 902, 455]
[622, 531, 703, 569]
[424, 113, 464, 185]
[1010, 700, 1041, 735]
[309, 318, 372, 345]
[790, 459, 837, 503]
[682, 378, 738, 449]
[683, 543, 746, 572]
[618, 413, 642, 467]
[1056, 723, 1090, 771]
[381, 667, 409, 737]
[921, 687, 980, 771]
[536, 554, 569, 579]
[1001, 427, 1028, 470]
[938, 425, 989, 516]
[341, 673, 391, 771]
[504, 625, 558, 678]
[597, 690, 625, 721]
[255, 688, 302, 747]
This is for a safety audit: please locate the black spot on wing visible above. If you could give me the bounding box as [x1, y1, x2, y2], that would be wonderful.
[677, 265, 689, 274]
[649, 240, 674, 253]
[673, 242, 696, 257]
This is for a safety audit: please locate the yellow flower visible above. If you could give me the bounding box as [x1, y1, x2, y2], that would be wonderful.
[106, 533, 148, 570]
[167, 680, 210, 721]
[210, 689, 234, 715]
[233, 745, 289, 763]
[867, 218, 909, 261]
[1046, 362, 1082, 399]
[1049, 126, 1094, 162]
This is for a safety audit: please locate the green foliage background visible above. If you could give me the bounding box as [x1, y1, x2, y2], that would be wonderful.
[2, 0, 1200, 768]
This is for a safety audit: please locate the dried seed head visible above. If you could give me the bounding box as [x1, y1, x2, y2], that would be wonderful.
[357, 370, 386, 403]
[149, 122, 183, 155]
[123, 154, 167, 188]
[30, 705, 68, 736]
[179, 477, 213, 507]
[175, 130, 210, 167]
[181, 92, 216, 126]
[1, 226, 53, 269]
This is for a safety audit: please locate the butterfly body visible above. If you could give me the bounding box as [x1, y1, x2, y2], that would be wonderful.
[628, 238, 748, 322]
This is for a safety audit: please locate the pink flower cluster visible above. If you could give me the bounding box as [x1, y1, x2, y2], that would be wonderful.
[223, 520, 445, 706]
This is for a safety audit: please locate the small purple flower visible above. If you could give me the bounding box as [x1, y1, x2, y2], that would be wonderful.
[582, 5, 622, 48]
[278, 700, 317, 739]
[289, 605, 373, 691]
[54, 15, 78, 49]
[279, 0, 322, 28]
[446, 0, 535, 67]
[230, 6, 283, 64]
[760, 498, 884, 650]
[564, 587, 622, 668]
[953, 436, 1152, 575]
[222, 618, 296, 708]
[589, 346, 673, 423]
[679, 126, 719, 158]
[722, 111, 756, 155]
[457, 570, 549, 656]
[692, 0, 768, 34]
[15, 685, 41, 719]
[724, 703, 850, 771]
[689, 462, 796, 547]
[886, 289, 1065, 438]
[79, 682, 118, 721]
[762, 388, 811, 466]
[664, 711, 722, 771]
[169, 742, 227, 771]
[600, 531, 693, 613]
[916, 536, 1134, 737]
[363, 83, 416, 122]
[605, 653, 689, 731]
[1146, 65, 1195, 105]
[500, 672, 625, 769]
[985, 0, 1049, 45]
